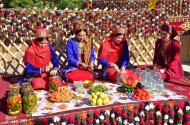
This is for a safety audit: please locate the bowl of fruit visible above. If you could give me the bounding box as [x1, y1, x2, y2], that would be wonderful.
[83, 80, 94, 89]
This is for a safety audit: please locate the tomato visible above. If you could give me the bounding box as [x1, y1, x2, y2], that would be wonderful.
[136, 97, 140, 100]
[140, 96, 145, 100]
[14, 97, 22, 103]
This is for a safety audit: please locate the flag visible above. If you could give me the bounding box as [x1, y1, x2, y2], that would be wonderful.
[87, 0, 92, 9]
[148, 0, 157, 10]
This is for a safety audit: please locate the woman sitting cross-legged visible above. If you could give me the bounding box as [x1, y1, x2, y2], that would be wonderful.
[23, 28, 60, 90]
[60, 21, 96, 82]
[153, 23, 184, 81]
[98, 27, 137, 83]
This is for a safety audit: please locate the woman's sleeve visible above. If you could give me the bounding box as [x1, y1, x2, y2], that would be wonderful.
[121, 42, 129, 67]
[98, 43, 109, 67]
[90, 44, 96, 62]
[25, 63, 40, 74]
[153, 40, 158, 65]
[166, 41, 182, 69]
[49, 44, 59, 69]
[66, 40, 79, 66]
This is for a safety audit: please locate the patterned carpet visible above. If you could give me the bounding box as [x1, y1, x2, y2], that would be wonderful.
[0, 75, 190, 123]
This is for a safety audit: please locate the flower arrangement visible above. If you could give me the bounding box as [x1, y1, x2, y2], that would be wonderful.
[139, 103, 146, 125]
[17, 101, 190, 125]
[81, 112, 87, 125]
[168, 101, 175, 125]
[144, 102, 155, 125]
[155, 103, 163, 125]
[185, 101, 190, 125]
[163, 102, 169, 124]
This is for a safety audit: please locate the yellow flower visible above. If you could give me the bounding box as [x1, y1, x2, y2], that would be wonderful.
[81, 112, 87, 119]
[128, 104, 134, 112]
[168, 102, 174, 109]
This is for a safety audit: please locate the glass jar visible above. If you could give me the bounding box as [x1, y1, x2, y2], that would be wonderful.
[74, 81, 85, 94]
[22, 91, 37, 114]
[10, 84, 21, 93]
[49, 76, 60, 91]
[7, 89, 22, 116]
[21, 82, 33, 96]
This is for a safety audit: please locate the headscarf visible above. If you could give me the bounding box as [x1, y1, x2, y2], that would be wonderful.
[23, 29, 50, 68]
[74, 21, 92, 65]
[98, 27, 127, 64]
[160, 24, 178, 39]
[35, 28, 49, 38]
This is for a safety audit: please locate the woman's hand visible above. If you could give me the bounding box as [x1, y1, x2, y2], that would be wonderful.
[153, 66, 160, 72]
[88, 62, 94, 71]
[160, 68, 166, 74]
[50, 69, 58, 76]
[78, 62, 88, 69]
[41, 66, 51, 73]
[45, 66, 51, 72]
[109, 63, 120, 72]
[120, 66, 126, 74]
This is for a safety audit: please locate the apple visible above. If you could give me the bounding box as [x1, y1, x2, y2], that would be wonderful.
[91, 98, 97, 106]
[103, 97, 109, 105]
[96, 98, 103, 106]
[99, 93, 106, 99]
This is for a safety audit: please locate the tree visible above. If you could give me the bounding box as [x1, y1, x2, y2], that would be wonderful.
[52, 0, 84, 10]
[2, 0, 83, 9]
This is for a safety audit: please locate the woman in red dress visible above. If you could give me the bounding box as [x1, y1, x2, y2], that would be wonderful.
[98, 27, 137, 82]
[23, 29, 59, 89]
[153, 24, 184, 81]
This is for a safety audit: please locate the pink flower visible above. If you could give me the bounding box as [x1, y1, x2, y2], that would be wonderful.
[104, 119, 110, 124]
[94, 109, 100, 116]
[157, 119, 162, 123]
[122, 112, 128, 118]
[75, 120, 81, 124]
[128, 115, 134, 120]
[113, 121, 117, 125]
[87, 117, 93, 123]
[82, 122, 87, 125]
[179, 117, 183, 121]
[157, 103, 163, 109]
[140, 119, 145, 124]
[149, 113, 154, 117]
[185, 114, 190, 118]
[163, 107, 169, 113]
[134, 109, 138, 115]
[140, 103, 145, 109]
[169, 111, 175, 115]
[176, 101, 185, 110]
[114, 107, 122, 114]
[146, 114, 151, 119]
[69, 115, 75, 122]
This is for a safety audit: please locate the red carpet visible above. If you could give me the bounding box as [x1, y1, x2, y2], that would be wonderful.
[165, 77, 190, 100]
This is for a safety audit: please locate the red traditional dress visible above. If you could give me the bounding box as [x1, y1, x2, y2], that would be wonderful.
[23, 29, 60, 89]
[153, 39, 184, 81]
[98, 28, 137, 82]
[153, 24, 184, 81]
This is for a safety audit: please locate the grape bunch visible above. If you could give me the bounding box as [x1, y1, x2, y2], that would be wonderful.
[90, 85, 108, 94]
[135, 82, 144, 89]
